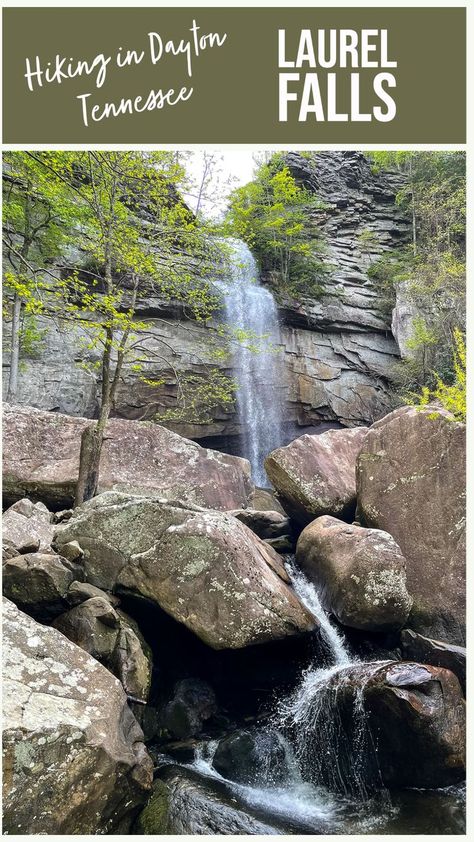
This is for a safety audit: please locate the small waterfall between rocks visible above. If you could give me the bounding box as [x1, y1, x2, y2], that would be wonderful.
[220, 239, 284, 486]
[179, 559, 465, 832]
[186, 561, 392, 831]
[275, 560, 387, 800]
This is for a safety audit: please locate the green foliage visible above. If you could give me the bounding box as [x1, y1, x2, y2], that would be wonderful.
[19, 315, 49, 359]
[154, 370, 237, 425]
[406, 329, 466, 422]
[357, 228, 379, 253]
[2, 151, 235, 423]
[367, 151, 465, 394]
[223, 154, 329, 300]
[366, 248, 412, 318]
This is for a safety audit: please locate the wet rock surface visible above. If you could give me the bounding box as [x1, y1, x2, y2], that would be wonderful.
[2, 597, 153, 835]
[213, 728, 290, 785]
[357, 405, 466, 643]
[135, 764, 282, 834]
[364, 661, 466, 789]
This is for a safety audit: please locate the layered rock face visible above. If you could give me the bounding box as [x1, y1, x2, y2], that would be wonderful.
[3, 404, 253, 511]
[2, 597, 153, 835]
[356, 405, 466, 644]
[2, 153, 409, 443]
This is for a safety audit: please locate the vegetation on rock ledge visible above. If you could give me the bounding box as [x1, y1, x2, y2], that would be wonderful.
[367, 151, 466, 404]
[223, 153, 330, 300]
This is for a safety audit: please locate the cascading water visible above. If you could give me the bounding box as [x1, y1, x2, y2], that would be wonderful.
[180, 562, 464, 832]
[277, 560, 387, 799]
[220, 239, 284, 486]
[184, 562, 391, 832]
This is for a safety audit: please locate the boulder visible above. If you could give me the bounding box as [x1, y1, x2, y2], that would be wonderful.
[53, 492, 316, 650]
[53, 597, 152, 702]
[162, 679, 217, 739]
[135, 765, 280, 835]
[265, 427, 367, 525]
[401, 629, 466, 695]
[265, 535, 295, 554]
[364, 662, 466, 789]
[3, 552, 83, 620]
[2, 498, 55, 552]
[213, 728, 289, 785]
[66, 579, 119, 607]
[356, 405, 466, 643]
[293, 660, 465, 793]
[2, 597, 152, 834]
[248, 486, 287, 514]
[58, 539, 84, 562]
[296, 516, 412, 632]
[229, 508, 291, 539]
[2, 404, 254, 511]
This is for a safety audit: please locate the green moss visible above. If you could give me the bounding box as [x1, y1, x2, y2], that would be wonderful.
[135, 782, 171, 834]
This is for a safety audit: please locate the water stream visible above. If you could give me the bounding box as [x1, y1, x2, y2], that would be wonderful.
[220, 239, 284, 486]
[181, 561, 465, 834]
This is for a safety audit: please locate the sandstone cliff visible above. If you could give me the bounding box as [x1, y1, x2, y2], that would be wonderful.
[2, 152, 410, 449]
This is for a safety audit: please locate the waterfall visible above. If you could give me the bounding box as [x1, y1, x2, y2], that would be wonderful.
[221, 239, 284, 486]
[276, 562, 388, 799]
[286, 559, 350, 667]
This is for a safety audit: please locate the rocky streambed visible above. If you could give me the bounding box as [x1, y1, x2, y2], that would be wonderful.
[2, 402, 466, 834]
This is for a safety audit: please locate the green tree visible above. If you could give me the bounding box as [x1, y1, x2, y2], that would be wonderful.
[224, 155, 328, 298]
[408, 328, 466, 422]
[368, 151, 465, 393]
[2, 152, 76, 401]
[3, 151, 233, 505]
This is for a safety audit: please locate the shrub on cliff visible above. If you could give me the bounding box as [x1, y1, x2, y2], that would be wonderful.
[224, 154, 329, 300]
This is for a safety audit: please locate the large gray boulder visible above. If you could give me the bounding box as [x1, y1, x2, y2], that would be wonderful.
[2, 404, 254, 511]
[2, 498, 55, 553]
[356, 405, 466, 643]
[2, 597, 153, 835]
[3, 551, 83, 621]
[296, 516, 412, 632]
[53, 492, 315, 650]
[265, 427, 367, 525]
[53, 596, 153, 702]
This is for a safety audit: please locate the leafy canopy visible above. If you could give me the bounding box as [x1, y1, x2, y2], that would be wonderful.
[223, 154, 329, 300]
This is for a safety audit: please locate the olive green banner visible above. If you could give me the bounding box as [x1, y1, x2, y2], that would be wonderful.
[2, 7, 466, 144]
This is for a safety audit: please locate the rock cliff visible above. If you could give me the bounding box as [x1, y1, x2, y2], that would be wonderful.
[2, 152, 410, 448]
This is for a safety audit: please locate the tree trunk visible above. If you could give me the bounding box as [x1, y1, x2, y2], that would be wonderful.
[75, 424, 103, 506]
[7, 293, 22, 403]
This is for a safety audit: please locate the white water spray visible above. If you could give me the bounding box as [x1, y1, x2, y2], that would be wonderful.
[220, 239, 284, 486]
[277, 561, 388, 799]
